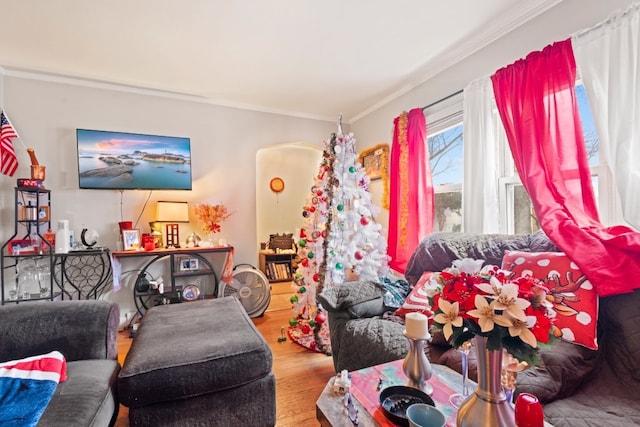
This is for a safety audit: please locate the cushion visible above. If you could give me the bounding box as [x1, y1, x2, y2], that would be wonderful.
[118, 297, 273, 408]
[502, 251, 599, 350]
[0, 351, 67, 427]
[377, 276, 412, 310]
[318, 280, 385, 312]
[394, 272, 434, 318]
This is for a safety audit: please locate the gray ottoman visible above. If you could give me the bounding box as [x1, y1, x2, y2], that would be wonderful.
[118, 297, 276, 426]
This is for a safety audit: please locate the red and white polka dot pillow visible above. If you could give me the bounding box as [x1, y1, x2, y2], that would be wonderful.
[502, 251, 599, 350]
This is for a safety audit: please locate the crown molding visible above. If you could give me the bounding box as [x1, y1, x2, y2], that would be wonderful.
[1, 66, 338, 124]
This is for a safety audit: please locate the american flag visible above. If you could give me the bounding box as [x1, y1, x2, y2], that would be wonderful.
[1, 110, 19, 176]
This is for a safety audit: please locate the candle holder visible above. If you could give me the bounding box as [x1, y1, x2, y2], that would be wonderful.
[402, 332, 433, 395]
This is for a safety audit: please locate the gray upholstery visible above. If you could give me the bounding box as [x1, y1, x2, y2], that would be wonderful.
[517, 289, 640, 426]
[0, 300, 120, 427]
[118, 297, 276, 426]
[404, 231, 558, 285]
[322, 231, 640, 426]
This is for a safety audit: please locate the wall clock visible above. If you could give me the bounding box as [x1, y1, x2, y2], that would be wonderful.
[269, 177, 285, 193]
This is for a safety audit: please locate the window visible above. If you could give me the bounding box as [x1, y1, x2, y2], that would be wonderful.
[497, 83, 606, 234]
[425, 96, 464, 232]
[423, 82, 615, 237]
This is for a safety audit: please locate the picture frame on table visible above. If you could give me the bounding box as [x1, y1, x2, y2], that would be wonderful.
[179, 257, 199, 271]
[122, 229, 141, 251]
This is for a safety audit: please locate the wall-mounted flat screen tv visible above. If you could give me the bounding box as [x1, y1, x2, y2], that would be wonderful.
[76, 129, 192, 190]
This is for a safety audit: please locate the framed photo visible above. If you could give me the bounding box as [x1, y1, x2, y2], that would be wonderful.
[179, 257, 199, 271]
[122, 229, 141, 251]
[8, 239, 38, 255]
[359, 144, 389, 181]
[38, 206, 50, 221]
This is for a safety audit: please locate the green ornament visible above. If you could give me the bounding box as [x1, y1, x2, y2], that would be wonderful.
[289, 318, 299, 326]
[299, 286, 306, 294]
[290, 295, 299, 304]
[298, 239, 306, 248]
[308, 251, 314, 259]
[337, 204, 344, 211]
[336, 262, 343, 270]
[309, 320, 316, 327]
[349, 166, 356, 173]
[294, 273, 303, 280]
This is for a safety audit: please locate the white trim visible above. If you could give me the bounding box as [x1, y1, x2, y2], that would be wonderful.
[2, 67, 338, 124]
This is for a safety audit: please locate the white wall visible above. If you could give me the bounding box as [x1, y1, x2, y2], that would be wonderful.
[0, 74, 335, 314]
[256, 143, 323, 247]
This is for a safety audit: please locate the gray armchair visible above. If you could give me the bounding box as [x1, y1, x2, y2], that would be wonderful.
[0, 300, 121, 427]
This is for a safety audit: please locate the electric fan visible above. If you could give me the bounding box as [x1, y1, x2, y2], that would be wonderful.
[221, 264, 271, 317]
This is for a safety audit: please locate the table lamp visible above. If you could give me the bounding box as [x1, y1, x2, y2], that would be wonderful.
[156, 201, 189, 248]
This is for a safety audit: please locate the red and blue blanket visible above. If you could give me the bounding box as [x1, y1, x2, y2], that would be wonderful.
[0, 351, 67, 427]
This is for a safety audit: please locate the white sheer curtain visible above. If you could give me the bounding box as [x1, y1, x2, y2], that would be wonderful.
[462, 77, 501, 233]
[572, 1, 640, 230]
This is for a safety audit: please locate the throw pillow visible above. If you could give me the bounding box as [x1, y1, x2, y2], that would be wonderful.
[502, 251, 599, 350]
[0, 351, 67, 427]
[394, 272, 434, 318]
[377, 276, 412, 309]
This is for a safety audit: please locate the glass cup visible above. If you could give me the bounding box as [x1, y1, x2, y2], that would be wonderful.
[8, 285, 19, 301]
[37, 266, 51, 298]
[449, 340, 472, 408]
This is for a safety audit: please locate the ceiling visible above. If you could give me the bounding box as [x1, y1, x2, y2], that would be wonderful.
[0, 0, 559, 122]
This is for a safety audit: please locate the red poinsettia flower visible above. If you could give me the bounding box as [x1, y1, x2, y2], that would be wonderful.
[428, 259, 556, 366]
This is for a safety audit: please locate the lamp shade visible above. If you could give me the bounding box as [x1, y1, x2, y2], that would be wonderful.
[156, 201, 189, 222]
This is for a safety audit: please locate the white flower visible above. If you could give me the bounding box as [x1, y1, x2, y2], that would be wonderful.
[491, 283, 530, 322]
[467, 295, 513, 333]
[433, 299, 463, 341]
[475, 275, 504, 297]
[509, 316, 538, 348]
[451, 258, 485, 275]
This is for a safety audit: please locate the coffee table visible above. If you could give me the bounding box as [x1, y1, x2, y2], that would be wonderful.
[316, 359, 553, 427]
[317, 360, 468, 427]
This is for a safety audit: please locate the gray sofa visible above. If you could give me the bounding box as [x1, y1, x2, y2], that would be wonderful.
[319, 231, 558, 375]
[319, 231, 640, 426]
[0, 300, 120, 427]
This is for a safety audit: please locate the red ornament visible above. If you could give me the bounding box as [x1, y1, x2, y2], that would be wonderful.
[300, 229, 307, 238]
[316, 189, 323, 196]
[309, 206, 316, 213]
[360, 216, 369, 226]
[301, 324, 311, 334]
[315, 312, 327, 324]
[310, 341, 317, 350]
[301, 258, 309, 267]
[354, 251, 364, 260]
[312, 273, 320, 282]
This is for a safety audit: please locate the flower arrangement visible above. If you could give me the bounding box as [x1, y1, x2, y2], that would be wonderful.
[193, 203, 234, 234]
[427, 258, 555, 365]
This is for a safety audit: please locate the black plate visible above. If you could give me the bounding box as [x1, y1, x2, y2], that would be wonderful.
[379, 385, 435, 427]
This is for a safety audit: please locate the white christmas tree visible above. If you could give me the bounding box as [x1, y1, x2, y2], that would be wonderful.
[288, 132, 389, 354]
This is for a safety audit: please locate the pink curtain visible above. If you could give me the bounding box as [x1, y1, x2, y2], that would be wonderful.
[388, 108, 434, 273]
[491, 39, 640, 297]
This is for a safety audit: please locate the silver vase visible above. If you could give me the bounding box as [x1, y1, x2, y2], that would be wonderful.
[402, 333, 433, 395]
[456, 336, 515, 427]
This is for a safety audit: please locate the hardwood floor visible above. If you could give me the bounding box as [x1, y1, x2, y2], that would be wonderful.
[114, 282, 336, 426]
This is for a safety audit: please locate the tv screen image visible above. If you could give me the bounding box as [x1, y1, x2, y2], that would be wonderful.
[76, 129, 192, 190]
